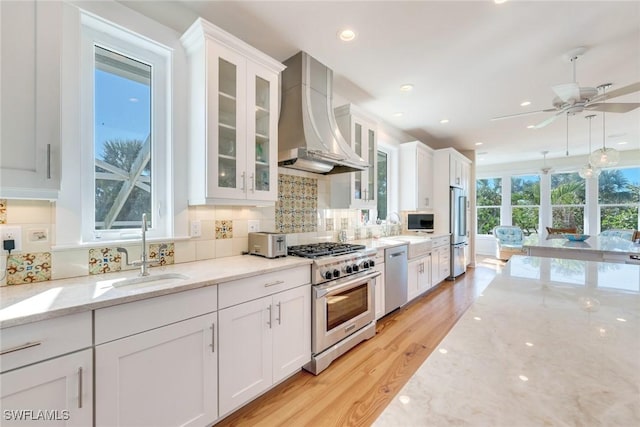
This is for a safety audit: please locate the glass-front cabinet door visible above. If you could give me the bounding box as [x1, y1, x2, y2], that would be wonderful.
[350, 118, 376, 208]
[353, 123, 363, 202]
[247, 63, 278, 201]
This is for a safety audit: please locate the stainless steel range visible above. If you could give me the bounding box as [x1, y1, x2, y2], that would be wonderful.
[288, 242, 380, 374]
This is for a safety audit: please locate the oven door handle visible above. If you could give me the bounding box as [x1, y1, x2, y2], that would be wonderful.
[315, 270, 381, 298]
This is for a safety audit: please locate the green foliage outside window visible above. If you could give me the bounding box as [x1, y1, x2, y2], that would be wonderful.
[511, 175, 540, 234]
[551, 172, 585, 232]
[476, 178, 501, 234]
[599, 168, 640, 230]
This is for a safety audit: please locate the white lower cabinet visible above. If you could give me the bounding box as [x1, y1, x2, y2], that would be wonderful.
[407, 255, 431, 302]
[218, 284, 310, 417]
[431, 239, 451, 285]
[0, 349, 92, 427]
[374, 259, 386, 320]
[95, 312, 218, 427]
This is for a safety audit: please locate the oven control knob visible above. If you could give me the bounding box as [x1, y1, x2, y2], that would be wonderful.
[333, 269, 340, 278]
[345, 265, 353, 274]
[369, 259, 375, 267]
[362, 261, 370, 269]
[324, 271, 333, 280]
[352, 264, 359, 272]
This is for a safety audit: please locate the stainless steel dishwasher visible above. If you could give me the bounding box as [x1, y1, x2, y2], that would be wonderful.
[384, 245, 408, 315]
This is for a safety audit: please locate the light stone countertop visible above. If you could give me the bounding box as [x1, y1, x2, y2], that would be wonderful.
[0, 255, 312, 329]
[524, 234, 640, 255]
[353, 233, 450, 251]
[375, 255, 640, 426]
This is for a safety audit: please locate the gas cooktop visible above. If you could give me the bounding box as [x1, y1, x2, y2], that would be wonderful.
[287, 242, 366, 259]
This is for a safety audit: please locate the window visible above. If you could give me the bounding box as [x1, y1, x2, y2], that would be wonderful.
[377, 150, 388, 221]
[80, 13, 171, 242]
[550, 172, 585, 232]
[476, 178, 501, 234]
[598, 167, 640, 231]
[511, 175, 540, 235]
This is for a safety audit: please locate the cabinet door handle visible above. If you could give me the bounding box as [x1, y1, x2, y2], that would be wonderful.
[241, 171, 246, 192]
[78, 367, 83, 409]
[276, 302, 282, 325]
[46, 144, 52, 179]
[0, 341, 42, 355]
[249, 173, 255, 192]
[210, 323, 215, 353]
[267, 305, 272, 328]
[264, 280, 284, 287]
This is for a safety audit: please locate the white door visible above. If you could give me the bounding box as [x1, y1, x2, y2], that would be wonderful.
[1, 349, 92, 427]
[95, 313, 218, 427]
[407, 258, 421, 301]
[218, 297, 272, 417]
[417, 148, 433, 209]
[374, 262, 386, 319]
[272, 286, 311, 383]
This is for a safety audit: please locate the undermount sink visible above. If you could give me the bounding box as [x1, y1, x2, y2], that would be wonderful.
[387, 235, 432, 259]
[111, 273, 190, 289]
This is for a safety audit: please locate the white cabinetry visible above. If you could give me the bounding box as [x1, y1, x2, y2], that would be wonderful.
[433, 148, 472, 235]
[218, 266, 310, 417]
[373, 249, 386, 320]
[431, 236, 451, 285]
[95, 286, 218, 427]
[0, 0, 61, 199]
[331, 104, 377, 209]
[407, 254, 431, 302]
[181, 18, 285, 205]
[0, 312, 93, 426]
[400, 141, 434, 211]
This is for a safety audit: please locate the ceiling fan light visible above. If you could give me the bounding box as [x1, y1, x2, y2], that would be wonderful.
[578, 164, 601, 179]
[590, 147, 619, 168]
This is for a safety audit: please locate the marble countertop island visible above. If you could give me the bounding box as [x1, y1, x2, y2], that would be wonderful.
[375, 255, 640, 426]
[523, 234, 640, 263]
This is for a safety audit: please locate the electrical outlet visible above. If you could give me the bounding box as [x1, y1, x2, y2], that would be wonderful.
[248, 220, 260, 233]
[190, 220, 202, 237]
[0, 225, 22, 252]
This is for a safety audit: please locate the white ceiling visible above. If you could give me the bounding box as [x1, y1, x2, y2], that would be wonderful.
[121, 0, 640, 166]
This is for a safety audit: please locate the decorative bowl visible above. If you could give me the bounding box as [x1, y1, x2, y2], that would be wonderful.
[564, 233, 590, 242]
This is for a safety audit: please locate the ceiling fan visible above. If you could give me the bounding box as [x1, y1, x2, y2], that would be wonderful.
[491, 47, 640, 128]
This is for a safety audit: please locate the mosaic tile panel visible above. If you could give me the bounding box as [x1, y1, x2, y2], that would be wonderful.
[0, 199, 6, 224]
[215, 220, 233, 239]
[325, 218, 334, 232]
[89, 247, 122, 275]
[149, 242, 175, 266]
[340, 218, 349, 230]
[276, 174, 318, 234]
[6, 252, 51, 285]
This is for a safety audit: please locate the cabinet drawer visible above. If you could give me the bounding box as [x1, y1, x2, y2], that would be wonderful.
[95, 285, 217, 345]
[1, 311, 92, 373]
[433, 236, 450, 248]
[218, 265, 310, 309]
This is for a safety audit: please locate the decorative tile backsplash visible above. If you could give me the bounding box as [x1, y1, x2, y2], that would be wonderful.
[6, 252, 51, 285]
[150, 242, 174, 265]
[276, 174, 318, 233]
[89, 248, 123, 275]
[0, 199, 6, 224]
[215, 220, 233, 239]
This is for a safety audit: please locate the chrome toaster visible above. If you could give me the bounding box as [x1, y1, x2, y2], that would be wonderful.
[248, 232, 287, 258]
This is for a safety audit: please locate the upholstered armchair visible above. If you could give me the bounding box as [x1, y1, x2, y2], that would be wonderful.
[599, 229, 635, 240]
[493, 225, 526, 260]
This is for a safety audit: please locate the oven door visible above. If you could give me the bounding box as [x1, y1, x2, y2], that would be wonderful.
[312, 270, 380, 354]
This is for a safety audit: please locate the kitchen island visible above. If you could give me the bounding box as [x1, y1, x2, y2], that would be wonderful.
[523, 234, 640, 263]
[374, 255, 640, 426]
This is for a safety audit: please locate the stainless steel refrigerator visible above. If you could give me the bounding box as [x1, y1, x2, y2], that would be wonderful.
[449, 186, 468, 278]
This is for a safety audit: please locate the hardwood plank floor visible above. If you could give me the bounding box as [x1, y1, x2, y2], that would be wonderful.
[215, 264, 498, 427]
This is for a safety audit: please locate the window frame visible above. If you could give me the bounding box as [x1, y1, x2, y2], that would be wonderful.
[476, 177, 502, 235]
[510, 174, 541, 236]
[78, 12, 172, 243]
[550, 171, 586, 233]
[597, 166, 640, 233]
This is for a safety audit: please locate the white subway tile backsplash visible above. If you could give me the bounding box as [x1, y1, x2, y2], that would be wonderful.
[195, 240, 216, 260]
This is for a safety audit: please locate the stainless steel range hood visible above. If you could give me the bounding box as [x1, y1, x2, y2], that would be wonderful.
[278, 52, 369, 174]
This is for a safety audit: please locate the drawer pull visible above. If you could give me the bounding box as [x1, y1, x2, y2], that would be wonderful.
[1, 341, 42, 355]
[210, 323, 215, 353]
[78, 367, 83, 409]
[264, 280, 284, 287]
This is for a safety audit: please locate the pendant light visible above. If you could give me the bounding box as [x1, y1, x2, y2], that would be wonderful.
[589, 84, 619, 167]
[579, 115, 601, 179]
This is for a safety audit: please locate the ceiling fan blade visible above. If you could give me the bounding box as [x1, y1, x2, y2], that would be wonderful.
[490, 108, 556, 121]
[534, 112, 562, 129]
[590, 82, 640, 102]
[552, 83, 580, 102]
[586, 102, 640, 113]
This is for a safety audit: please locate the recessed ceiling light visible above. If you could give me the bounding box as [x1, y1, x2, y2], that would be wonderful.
[617, 141, 628, 145]
[338, 29, 356, 42]
[475, 142, 483, 146]
[440, 118, 449, 124]
[520, 101, 531, 107]
[527, 125, 535, 129]
[392, 112, 404, 117]
[400, 84, 414, 92]
[495, 0, 508, 4]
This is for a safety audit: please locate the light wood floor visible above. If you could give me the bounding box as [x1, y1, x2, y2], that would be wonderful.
[215, 264, 498, 427]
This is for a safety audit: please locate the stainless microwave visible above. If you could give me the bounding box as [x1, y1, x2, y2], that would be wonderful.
[407, 213, 434, 232]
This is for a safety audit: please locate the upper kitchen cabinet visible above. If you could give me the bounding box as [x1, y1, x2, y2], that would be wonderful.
[400, 141, 434, 211]
[0, 0, 61, 199]
[330, 104, 377, 209]
[181, 19, 285, 205]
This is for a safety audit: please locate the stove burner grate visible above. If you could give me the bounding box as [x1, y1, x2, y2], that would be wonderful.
[288, 242, 366, 258]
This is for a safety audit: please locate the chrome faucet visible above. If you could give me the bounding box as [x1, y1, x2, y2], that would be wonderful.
[117, 213, 166, 276]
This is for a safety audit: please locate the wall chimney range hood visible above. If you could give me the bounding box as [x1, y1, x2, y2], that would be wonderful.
[278, 51, 369, 174]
